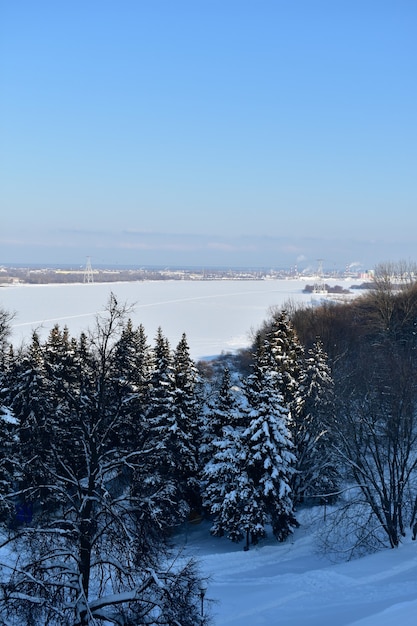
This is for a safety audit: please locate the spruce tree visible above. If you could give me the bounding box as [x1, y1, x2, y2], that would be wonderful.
[110, 320, 152, 450]
[0, 344, 16, 522]
[243, 337, 297, 542]
[204, 335, 297, 548]
[141, 327, 188, 526]
[264, 310, 305, 417]
[200, 366, 241, 468]
[203, 422, 258, 545]
[112, 320, 152, 397]
[7, 332, 56, 509]
[294, 339, 339, 503]
[263, 310, 338, 505]
[202, 365, 251, 542]
[171, 333, 201, 511]
[43, 324, 80, 458]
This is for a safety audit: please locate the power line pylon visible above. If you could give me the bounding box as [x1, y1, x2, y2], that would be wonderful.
[313, 259, 327, 294]
[84, 256, 94, 283]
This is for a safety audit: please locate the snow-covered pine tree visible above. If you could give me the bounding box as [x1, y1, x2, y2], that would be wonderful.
[110, 319, 153, 450]
[0, 408, 15, 522]
[204, 334, 297, 548]
[203, 421, 260, 545]
[141, 327, 189, 526]
[264, 309, 305, 418]
[41, 324, 89, 485]
[201, 364, 255, 542]
[112, 320, 152, 397]
[242, 335, 298, 543]
[147, 327, 175, 422]
[293, 339, 339, 503]
[263, 310, 339, 505]
[6, 331, 56, 511]
[0, 343, 16, 522]
[132, 322, 153, 396]
[212, 366, 239, 429]
[170, 332, 201, 511]
[200, 365, 242, 469]
[44, 324, 73, 375]
[202, 350, 241, 547]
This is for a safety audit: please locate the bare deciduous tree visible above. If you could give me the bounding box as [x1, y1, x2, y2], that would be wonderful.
[332, 341, 417, 549]
[0, 307, 14, 353]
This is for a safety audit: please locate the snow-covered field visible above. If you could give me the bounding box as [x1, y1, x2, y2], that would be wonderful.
[176, 510, 417, 626]
[0, 278, 359, 360]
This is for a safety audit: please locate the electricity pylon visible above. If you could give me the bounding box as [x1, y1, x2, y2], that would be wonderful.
[83, 256, 94, 283]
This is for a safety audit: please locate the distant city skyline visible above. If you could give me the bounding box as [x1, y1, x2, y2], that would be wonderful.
[1, 1, 416, 271]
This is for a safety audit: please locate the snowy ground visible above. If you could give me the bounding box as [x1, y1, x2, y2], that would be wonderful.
[175, 510, 417, 626]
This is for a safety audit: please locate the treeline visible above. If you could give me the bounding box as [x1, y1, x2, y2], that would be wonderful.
[0, 266, 273, 285]
[1, 267, 182, 284]
[290, 261, 417, 552]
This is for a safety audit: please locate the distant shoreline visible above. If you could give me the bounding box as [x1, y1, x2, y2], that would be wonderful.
[0, 265, 369, 287]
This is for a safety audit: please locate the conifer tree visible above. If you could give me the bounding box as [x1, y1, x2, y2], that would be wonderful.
[147, 327, 175, 422]
[263, 310, 338, 505]
[264, 310, 305, 418]
[7, 332, 56, 508]
[171, 333, 201, 510]
[243, 337, 297, 542]
[0, 344, 16, 522]
[200, 366, 242, 468]
[209, 366, 241, 435]
[112, 320, 152, 396]
[202, 366, 249, 540]
[141, 327, 188, 525]
[293, 339, 339, 503]
[110, 320, 152, 449]
[44, 324, 73, 376]
[0, 408, 15, 522]
[204, 336, 297, 548]
[203, 422, 258, 545]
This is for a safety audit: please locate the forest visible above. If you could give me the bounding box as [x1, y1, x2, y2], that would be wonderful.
[0, 261, 417, 625]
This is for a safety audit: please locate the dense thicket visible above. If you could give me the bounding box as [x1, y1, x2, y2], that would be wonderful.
[201, 310, 336, 548]
[211, 263, 417, 553]
[288, 264, 417, 550]
[0, 297, 209, 626]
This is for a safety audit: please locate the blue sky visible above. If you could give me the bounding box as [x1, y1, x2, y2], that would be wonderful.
[1, 1, 416, 271]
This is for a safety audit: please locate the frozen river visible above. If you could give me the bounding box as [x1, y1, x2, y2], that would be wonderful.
[0, 279, 358, 360]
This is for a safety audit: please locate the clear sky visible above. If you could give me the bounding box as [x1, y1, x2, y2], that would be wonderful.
[1, 0, 416, 271]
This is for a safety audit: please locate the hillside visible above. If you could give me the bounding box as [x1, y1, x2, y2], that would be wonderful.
[175, 509, 417, 625]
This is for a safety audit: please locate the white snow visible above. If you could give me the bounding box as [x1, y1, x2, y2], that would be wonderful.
[176, 510, 417, 626]
[3, 510, 417, 625]
[0, 279, 362, 360]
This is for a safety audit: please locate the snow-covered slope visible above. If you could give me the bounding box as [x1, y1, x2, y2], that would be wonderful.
[175, 511, 417, 626]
